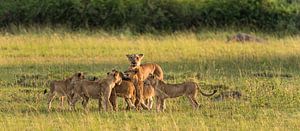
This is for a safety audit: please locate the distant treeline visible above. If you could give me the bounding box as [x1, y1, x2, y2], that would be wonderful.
[0, 0, 299, 33]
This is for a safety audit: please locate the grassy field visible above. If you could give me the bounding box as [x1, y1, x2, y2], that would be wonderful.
[0, 31, 300, 130]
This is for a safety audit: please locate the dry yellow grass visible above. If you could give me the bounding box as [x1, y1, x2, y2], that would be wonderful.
[0, 32, 300, 130]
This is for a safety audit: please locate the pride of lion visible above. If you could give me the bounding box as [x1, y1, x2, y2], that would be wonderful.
[45, 54, 239, 112]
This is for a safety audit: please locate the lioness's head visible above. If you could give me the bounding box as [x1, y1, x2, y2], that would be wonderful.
[126, 54, 144, 67]
[107, 70, 122, 85]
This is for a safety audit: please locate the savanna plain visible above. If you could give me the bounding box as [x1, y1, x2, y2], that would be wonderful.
[0, 31, 300, 130]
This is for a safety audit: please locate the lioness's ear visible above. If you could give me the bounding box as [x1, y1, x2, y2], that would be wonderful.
[138, 54, 144, 59]
[107, 72, 110, 75]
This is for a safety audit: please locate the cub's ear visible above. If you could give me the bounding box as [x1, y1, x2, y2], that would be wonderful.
[107, 72, 110, 75]
[92, 76, 97, 81]
[77, 72, 82, 77]
[134, 70, 139, 74]
[149, 74, 155, 79]
[138, 54, 144, 59]
[113, 72, 119, 77]
[126, 54, 131, 58]
[119, 72, 125, 78]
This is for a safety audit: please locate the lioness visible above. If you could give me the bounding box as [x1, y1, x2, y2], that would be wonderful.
[70, 70, 122, 111]
[44, 72, 84, 111]
[226, 33, 265, 43]
[145, 75, 217, 112]
[125, 54, 163, 110]
[126, 54, 163, 80]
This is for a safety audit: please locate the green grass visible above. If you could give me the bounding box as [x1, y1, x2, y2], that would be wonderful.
[0, 31, 300, 130]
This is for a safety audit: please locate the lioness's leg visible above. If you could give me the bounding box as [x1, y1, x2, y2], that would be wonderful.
[160, 99, 166, 111]
[134, 81, 150, 110]
[144, 99, 149, 106]
[109, 88, 117, 111]
[191, 96, 200, 109]
[103, 88, 113, 111]
[82, 96, 89, 109]
[70, 93, 81, 110]
[127, 96, 136, 110]
[139, 82, 150, 110]
[187, 95, 199, 109]
[133, 82, 142, 109]
[60, 96, 65, 109]
[47, 93, 56, 110]
[125, 98, 135, 110]
[148, 97, 153, 109]
[155, 96, 161, 112]
[98, 98, 102, 111]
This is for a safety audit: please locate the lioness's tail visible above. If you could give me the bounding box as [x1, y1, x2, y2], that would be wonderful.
[200, 89, 217, 96]
[196, 84, 217, 96]
[44, 89, 47, 94]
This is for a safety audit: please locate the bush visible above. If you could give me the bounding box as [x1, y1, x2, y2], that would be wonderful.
[0, 0, 299, 33]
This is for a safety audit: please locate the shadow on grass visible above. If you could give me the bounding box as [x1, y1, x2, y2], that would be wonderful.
[0, 54, 298, 87]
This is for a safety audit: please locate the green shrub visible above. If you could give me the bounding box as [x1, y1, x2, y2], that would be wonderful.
[0, 0, 299, 33]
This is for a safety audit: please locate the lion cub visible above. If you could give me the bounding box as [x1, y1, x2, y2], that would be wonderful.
[44, 72, 84, 111]
[145, 75, 217, 112]
[110, 79, 155, 110]
[143, 80, 155, 109]
[110, 79, 136, 111]
[70, 70, 122, 111]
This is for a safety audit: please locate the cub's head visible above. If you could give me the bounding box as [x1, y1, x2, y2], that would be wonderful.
[107, 69, 122, 85]
[144, 74, 159, 88]
[126, 54, 144, 67]
[70, 72, 85, 85]
[124, 69, 139, 82]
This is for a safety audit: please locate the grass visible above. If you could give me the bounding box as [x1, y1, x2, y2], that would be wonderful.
[0, 31, 300, 130]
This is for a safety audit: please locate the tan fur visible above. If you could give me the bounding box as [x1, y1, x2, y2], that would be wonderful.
[109, 80, 155, 110]
[125, 54, 163, 110]
[143, 82, 155, 109]
[45, 72, 84, 111]
[70, 70, 122, 111]
[110, 80, 136, 111]
[145, 75, 217, 112]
